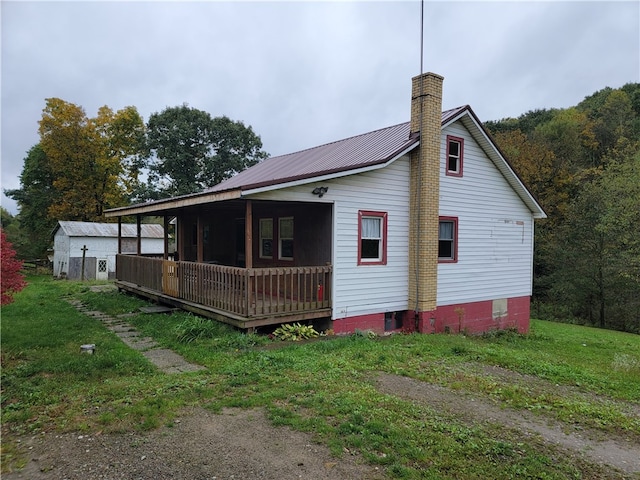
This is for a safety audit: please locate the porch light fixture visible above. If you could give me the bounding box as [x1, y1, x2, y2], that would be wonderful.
[312, 186, 328, 197]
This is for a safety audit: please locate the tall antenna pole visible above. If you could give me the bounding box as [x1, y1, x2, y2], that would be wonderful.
[420, 0, 424, 75]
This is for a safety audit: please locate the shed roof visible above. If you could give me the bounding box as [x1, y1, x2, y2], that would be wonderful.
[55, 221, 164, 239]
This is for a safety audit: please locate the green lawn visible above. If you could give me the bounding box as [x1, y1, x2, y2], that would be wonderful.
[2, 276, 639, 478]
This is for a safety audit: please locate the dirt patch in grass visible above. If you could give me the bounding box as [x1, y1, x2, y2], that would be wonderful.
[3, 407, 384, 480]
[375, 372, 640, 477]
[4, 373, 639, 479]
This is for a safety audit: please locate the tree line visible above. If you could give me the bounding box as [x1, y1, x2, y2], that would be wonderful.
[485, 83, 640, 333]
[3, 100, 268, 259]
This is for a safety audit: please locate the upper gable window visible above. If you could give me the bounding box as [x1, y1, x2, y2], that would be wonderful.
[446, 135, 464, 177]
[358, 210, 387, 265]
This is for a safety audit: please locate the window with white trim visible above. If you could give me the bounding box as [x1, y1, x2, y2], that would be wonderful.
[358, 211, 387, 265]
[446, 135, 464, 177]
[438, 217, 458, 262]
[278, 217, 294, 260]
[259, 218, 273, 259]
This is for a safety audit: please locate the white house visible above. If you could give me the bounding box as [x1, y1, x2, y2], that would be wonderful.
[104, 72, 545, 335]
[52, 221, 165, 280]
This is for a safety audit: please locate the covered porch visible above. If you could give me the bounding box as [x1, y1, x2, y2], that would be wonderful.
[105, 195, 333, 330]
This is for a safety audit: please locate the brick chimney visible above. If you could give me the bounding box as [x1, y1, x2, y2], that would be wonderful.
[408, 72, 443, 330]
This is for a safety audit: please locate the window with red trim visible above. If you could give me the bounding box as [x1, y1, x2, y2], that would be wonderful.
[446, 135, 464, 177]
[358, 210, 387, 265]
[438, 217, 458, 262]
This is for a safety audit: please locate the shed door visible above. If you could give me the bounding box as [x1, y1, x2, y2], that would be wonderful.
[96, 258, 108, 280]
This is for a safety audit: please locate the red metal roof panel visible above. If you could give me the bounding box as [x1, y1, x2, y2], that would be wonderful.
[208, 107, 468, 193]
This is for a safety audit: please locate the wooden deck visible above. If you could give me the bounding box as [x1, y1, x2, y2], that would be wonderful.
[115, 254, 332, 330]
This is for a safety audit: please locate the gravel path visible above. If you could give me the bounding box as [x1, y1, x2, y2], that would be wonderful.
[376, 373, 640, 477]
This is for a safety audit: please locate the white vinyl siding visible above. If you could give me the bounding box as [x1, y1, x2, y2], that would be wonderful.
[53, 230, 70, 277]
[249, 156, 411, 319]
[438, 122, 535, 305]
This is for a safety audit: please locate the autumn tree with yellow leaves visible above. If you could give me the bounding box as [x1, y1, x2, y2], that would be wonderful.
[36, 98, 145, 221]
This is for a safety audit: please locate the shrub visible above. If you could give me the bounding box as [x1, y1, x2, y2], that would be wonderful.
[1, 229, 27, 305]
[272, 322, 319, 341]
[174, 316, 218, 343]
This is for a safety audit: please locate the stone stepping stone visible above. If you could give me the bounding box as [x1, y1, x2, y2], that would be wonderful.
[67, 298, 205, 374]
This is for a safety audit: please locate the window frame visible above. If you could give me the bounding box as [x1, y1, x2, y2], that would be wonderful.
[357, 210, 388, 266]
[259, 218, 273, 259]
[438, 216, 458, 263]
[445, 135, 464, 177]
[278, 216, 294, 261]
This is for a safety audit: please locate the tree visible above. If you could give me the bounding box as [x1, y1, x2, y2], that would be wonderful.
[1, 229, 27, 305]
[4, 144, 58, 258]
[550, 154, 640, 332]
[145, 105, 268, 198]
[38, 98, 146, 221]
[93, 105, 147, 201]
[534, 108, 599, 171]
[486, 84, 640, 332]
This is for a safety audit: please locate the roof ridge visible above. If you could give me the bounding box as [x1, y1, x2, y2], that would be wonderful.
[279, 107, 468, 160]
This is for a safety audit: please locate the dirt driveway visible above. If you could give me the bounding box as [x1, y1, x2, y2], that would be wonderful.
[4, 407, 385, 480]
[5, 371, 639, 480]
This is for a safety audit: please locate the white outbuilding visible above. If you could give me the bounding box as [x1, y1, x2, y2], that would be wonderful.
[52, 221, 165, 280]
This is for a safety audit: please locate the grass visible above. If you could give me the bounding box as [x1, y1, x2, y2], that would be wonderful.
[2, 276, 639, 478]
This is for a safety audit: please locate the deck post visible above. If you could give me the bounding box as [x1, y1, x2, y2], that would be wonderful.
[177, 217, 185, 261]
[117, 217, 122, 254]
[245, 200, 253, 269]
[245, 201, 254, 315]
[163, 215, 169, 260]
[197, 215, 204, 262]
[136, 214, 142, 255]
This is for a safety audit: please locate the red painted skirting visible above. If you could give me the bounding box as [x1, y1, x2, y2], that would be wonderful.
[332, 296, 530, 335]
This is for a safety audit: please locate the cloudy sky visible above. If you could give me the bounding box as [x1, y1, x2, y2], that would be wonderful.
[2, 1, 638, 215]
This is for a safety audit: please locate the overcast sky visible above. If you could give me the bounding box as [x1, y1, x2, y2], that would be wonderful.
[2, 1, 639, 215]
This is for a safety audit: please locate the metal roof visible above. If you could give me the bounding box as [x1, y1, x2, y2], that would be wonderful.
[208, 108, 467, 194]
[103, 105, 545, 218]
[55, 221, 164, 238]
[207, 123, 412, 193]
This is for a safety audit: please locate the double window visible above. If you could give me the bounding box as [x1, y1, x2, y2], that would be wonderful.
[358, 210, 387, 265]
[438, 217, 458, 263]
[446, 135, 464, 177]
[259, 217, 294, 261]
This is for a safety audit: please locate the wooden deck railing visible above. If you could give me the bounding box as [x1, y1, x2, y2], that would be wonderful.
[116, 254, 331, 318]
[116, 255, 164, 292]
